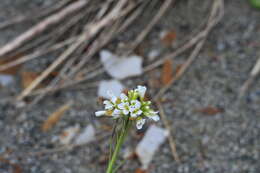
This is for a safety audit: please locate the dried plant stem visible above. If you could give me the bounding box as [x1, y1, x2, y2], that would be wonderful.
[16, 0, 129, 101]
[0, 0, 73, 30]
[129, 0, 176, 52]
[239, 57, 260, 98]
[16, 36, 85, 101]
[0, 37, 77, 72]
[156, 101, 180, 163]
[0, 0, 87, 58]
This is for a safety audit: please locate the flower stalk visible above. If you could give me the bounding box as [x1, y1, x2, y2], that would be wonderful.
[106, 118, 131, 173]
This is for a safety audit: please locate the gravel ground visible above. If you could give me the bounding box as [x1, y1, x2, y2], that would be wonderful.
[0, 1, 260, 173]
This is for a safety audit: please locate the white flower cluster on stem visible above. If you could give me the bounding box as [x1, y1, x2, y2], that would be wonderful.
[95, 85, 160, 129]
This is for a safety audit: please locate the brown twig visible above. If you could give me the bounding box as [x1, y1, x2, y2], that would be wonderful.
[0, 0, 88, 58]
[16, 0, 130, 101]
[0, 0, 73, 30]
[0, 36, 77, 72]
[239, 57, 260, 98]
[156, 101, 180, 163]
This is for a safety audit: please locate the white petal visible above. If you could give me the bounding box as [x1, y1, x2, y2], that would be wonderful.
[136, 119, 146, 129]
[136, 85, 146, 98]
[107, 90, 117, 103]
[131, 110, 142, 118]
[129, 105, 136, 113]
[118, 103, 125, 109]
[105, 105, 113, 110]
[123, 109, 129, 115]
[149, 115, 160, 121]
[131, 112, 138, 118]
[131, 100, 141, 109]
[104, 100, 113, 110]
[120, 93, 128, 101]
[95, 111, 106, 117]
[112, 109, 121, 116]
[136, 110, 143, 116]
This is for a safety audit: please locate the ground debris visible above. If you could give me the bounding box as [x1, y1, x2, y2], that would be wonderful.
[194, 106, 224, 115]
[59, 125, 80, 145]
[136, 125, 169, 170]
[135, 168, 148, 173]
[41, 101, 73, 132]
[0, 74, 14, 87]
[161, 59, 173, 85]
[74, 124, 96, 145]
[100, 50, 143, 79]
[98, 80, 124, 98]
[160, 30, 176, 47]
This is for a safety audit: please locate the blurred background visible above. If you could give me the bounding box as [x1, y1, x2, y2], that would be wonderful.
[0, 0, 259, 173]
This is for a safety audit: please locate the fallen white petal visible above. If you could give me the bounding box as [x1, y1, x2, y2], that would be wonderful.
[0, 75, 14, 87]
[98, 80, 124, 99]
[95, 111, 106, 117]
[59, 125, 80, 145]
[100, 50, 143, 79]
[74, 125, 95, 145]
[136, 125, 169, 169]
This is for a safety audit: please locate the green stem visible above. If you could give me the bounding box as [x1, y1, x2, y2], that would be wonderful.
[106, 119, 131, 173]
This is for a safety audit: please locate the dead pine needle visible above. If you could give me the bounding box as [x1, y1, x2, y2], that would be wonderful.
[41, 101, 73, 132]
[156, 101, 180, 163]
[239, 57, 260, 98]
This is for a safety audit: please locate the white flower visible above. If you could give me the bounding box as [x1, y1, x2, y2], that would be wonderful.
[136, 118, 146, 129]
[129, 100, 142, 118]
[107, 90, 117, 104]
[129, 100, 141, 110]
[118, 102, 130, 115]
[103, 100, 114, 110]
[131, 110, 142, 118]
[120, 93, 128, 102]
[95, 85, 159, 129]
[112, 109, 121, 118]
[135, 85, 146, 99]
[95, 110, 106, 117]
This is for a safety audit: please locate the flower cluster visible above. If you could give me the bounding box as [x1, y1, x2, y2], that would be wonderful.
[95, 86, 159, 129]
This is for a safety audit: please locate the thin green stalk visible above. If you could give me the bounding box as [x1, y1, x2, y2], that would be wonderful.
[106, 119, 131, 173]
